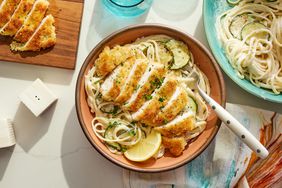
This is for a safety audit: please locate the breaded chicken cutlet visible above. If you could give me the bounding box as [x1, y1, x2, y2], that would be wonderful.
[95, 43, 207, 157]
[0, 0, 21, 28]
[0, 0, 35, 36]
[0, 0, 56, 51]
[11, 14, 56, 51]
[14, 0, 49, 43]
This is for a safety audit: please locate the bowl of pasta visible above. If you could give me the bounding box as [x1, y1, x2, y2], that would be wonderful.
[204, 0, 282, 103]
[76, 24, 225, 172]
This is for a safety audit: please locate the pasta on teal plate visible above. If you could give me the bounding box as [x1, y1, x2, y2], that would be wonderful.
[203, 0, 282, 103]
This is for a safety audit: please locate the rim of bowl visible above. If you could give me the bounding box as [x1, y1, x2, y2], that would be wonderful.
[75, 23, 226, 172]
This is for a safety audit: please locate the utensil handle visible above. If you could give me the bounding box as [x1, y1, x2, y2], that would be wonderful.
[198, 89, 269, 159]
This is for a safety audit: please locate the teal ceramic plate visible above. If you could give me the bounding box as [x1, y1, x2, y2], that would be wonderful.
[203, 0, 282, 103]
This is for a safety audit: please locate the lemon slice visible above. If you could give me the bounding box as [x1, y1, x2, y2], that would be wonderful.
[124, 130, 162, 162]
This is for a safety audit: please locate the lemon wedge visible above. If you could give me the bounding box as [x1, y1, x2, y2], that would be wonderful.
[124, 130, 162, 162]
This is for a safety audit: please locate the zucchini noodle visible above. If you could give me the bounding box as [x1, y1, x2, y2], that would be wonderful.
[85, 35, 210, 158]
[217, 0, 282, 94]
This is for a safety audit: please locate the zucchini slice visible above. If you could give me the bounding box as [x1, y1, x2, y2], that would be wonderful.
[226, 0, 241, 6]
[165, 39, 191, 70]
[229, 14, 254, 39]
[187, 96, 197, 114]
[157, 42, 173, 65]
[100, 105, 119, 115]
[241, 22, 269, 43]
[104, 125, 121, 151]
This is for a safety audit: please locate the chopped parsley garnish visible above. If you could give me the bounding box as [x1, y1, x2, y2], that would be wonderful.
[121, 147, 127, 153]
[148, 67, 152, 72]
[134, 84, 140, 91]
[128, 129, 136, 136]
[143, 94, 153, 100]
[151, 77, 164, 89]
[115, 79, 121, 84]
[108, 121, 119, 128]
[158, 97, 164, 102]
[160, 106, 164, 110]
[163, 119, 168, 124]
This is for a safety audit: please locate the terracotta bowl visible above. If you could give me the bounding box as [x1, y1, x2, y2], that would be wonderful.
[75, 24, 226, 172]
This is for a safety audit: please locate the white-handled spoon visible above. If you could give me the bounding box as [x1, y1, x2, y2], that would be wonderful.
[192, 72, 269, 159]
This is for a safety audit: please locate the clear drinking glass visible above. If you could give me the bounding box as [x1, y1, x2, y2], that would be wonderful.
[102, 0, 153, 17]
[152, 0, 198, 20]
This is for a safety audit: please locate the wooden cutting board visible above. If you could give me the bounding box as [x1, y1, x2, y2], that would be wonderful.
[0, 0, 84, 69]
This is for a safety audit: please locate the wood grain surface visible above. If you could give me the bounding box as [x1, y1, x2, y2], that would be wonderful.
[0, 0, 84, 69]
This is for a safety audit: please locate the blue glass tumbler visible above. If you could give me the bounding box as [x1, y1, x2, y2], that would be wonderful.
[102, 0, 153, 17]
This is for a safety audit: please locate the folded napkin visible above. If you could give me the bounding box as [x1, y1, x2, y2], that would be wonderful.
[0, 118, 16, 148]
[123, 103, 282, 188]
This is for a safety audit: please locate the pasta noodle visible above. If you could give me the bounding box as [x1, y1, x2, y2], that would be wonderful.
[217, 0, 282, 94]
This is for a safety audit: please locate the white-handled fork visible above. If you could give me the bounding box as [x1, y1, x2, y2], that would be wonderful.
[192, 72, 269, 159]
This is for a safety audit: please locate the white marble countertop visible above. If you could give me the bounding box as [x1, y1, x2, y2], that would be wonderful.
[0, 0, 281, 187]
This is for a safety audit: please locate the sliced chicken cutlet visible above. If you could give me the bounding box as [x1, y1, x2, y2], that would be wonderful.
[123, 63, 166, 112]
[95, 46, 135, 77]
[13, 0, 49, 43]
[115, 59, 148, 104]
[151, 87, 188, 126]
[154, 111, 196, 137]
[132, 76, 177, 123]
[0, 0, 35, 36]
[100, 57, 136, 101]
[10, 14, 56, 51]
[162, 136, 187, 156]
[0, 0, 21, 28]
